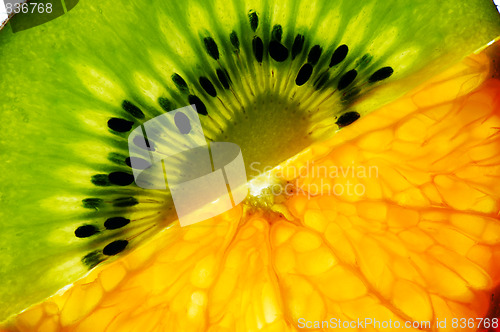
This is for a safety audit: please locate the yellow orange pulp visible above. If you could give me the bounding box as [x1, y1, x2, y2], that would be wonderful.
[3, 48, 500, 331]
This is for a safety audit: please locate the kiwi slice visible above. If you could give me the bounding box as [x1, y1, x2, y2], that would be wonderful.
[0, 0, 499, 323]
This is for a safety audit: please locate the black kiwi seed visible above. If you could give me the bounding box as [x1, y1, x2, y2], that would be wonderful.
[330, 44, 349, 67]
[125, 157, 151, 170]
[252, 36, 264, 63]
[216, 69, 230, 89]
[295, 63, 313, 86]
[291, 34, 305, 60]
[337, 69, 357, 90]
[174, 111, 192, 134]
[248, 11, 258, 31]
[113, 197, 139, 207]
[158, 97, 173, 112]
[104, 217, 130, 230]
[269, 40, 289, 62]
[336, 111, 361, 128]
[103, 240, 129, 256]
[122, 100, 145, 119]
[82, 198, 103, 209]
[172, 73, 189, 91]
[230, 31, 240, 49]
[91, 174, 111, 186]
[203, 37, 219, 60]
[107, 118, 134, 132]
[108, 172, 135, 186]
[188, 95, 208, 115]
[133, 135, 155, 151]
[271, 24, 283, 41]
[368, 66, 394, 83]
[307, 45, 322, 66]
[199, 77, 217, 97]
[74, 225, 99, 238]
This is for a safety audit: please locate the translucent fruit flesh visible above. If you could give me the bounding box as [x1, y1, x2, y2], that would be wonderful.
[3, 48, 500, 332]
[1, 0, 500, 321]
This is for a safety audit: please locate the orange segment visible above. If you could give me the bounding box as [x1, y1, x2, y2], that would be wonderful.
[4, 51, 500, 332]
